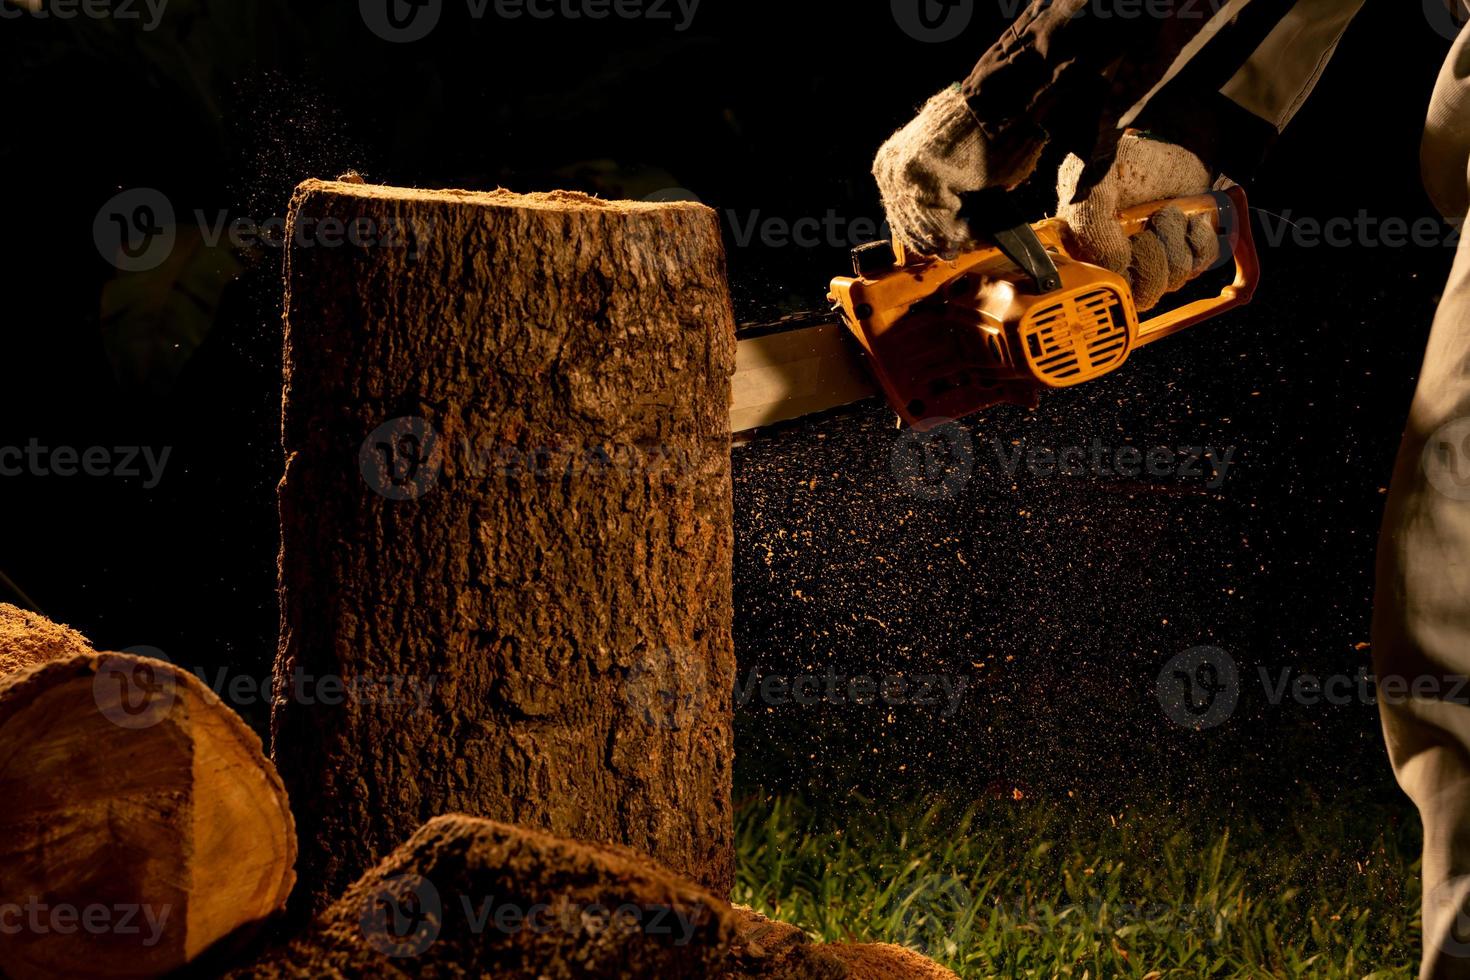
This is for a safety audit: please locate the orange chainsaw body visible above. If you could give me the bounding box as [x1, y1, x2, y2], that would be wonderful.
[827, 186, 1259, 430]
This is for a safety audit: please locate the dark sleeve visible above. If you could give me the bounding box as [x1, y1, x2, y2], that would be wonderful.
[958, 0, 1345, 186]
[958, 0, 1217, 189]
[1130, 0, 1318, 180]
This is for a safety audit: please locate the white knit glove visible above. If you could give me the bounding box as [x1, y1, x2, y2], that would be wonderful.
[1057, 133, 1221, 312]
[873, 86, 1047, 258]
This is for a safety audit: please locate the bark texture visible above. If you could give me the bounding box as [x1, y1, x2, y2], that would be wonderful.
[231, 814, 737, 979]
[230, 818, 958, 980]
[275, 181, 737, 912]
[0, 646, 296, 979]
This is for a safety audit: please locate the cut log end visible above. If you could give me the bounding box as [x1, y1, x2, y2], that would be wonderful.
[0, 645, 296, 980]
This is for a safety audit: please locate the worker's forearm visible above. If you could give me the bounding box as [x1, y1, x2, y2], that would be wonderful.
[958, 0, 1210, 178]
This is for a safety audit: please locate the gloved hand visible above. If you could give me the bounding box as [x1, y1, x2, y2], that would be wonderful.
[872, 85, 1047, 258]
[1056, 133, 1221, 312]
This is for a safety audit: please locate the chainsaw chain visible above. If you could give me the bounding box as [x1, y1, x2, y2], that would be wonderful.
[735, 307, 841, 340]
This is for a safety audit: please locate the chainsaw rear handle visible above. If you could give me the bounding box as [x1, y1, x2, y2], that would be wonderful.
[1113, 185, 1259, 346]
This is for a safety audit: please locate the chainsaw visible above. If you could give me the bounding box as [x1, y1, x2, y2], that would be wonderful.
[730, 185, 1259, 433]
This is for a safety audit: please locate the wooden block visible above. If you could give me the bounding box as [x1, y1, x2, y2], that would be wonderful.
[275, 181, 737, 911]
[0, 630, 296, 979]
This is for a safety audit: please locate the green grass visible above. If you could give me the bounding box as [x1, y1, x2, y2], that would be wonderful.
[732, 792, 1421, 978]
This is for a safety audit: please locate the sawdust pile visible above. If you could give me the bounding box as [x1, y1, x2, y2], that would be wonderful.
[0, 602, 93, 675]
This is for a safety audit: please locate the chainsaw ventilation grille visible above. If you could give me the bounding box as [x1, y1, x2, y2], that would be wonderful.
[1019, 287, 1132, 387]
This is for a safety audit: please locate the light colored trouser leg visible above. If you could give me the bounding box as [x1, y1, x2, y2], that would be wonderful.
[1374, 158, 1470, 978]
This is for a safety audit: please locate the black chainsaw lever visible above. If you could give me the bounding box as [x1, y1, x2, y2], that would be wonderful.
[959, 189, 1061, 295]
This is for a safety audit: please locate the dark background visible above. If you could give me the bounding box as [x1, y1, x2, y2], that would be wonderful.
[0, 0, 1455, 812]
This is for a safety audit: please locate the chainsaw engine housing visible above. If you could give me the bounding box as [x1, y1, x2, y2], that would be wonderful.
[829, 219, 1139, 430]
[829, 187, 1258, 431]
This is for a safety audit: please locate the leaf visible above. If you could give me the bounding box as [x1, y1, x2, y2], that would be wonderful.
[99, 226, 243, 395]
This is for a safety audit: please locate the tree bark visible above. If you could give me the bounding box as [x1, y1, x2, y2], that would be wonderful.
[0, 638, 296, 979]
[228, 817, 958, 980]
[274, 181, 737, 912]
[230, 814, 738, 979]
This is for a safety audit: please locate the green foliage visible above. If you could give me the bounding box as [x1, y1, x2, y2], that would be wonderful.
[99, 227, 243, 395]
[733, 792, 1420, 978]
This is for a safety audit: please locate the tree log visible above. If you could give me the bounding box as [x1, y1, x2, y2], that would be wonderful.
[230, 818, 959, 980]
[231, 814, 738, 979]
[0, 635, 296, 979]
[274, 181, 737, 912]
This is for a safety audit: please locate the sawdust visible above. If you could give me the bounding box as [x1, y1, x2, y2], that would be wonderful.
[0, 602, 92, 675]
[294, 178, 709, 214]
[727, 906, 959, 980]
[232, 814, 738, 978]
[820, 942, 959, 979]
